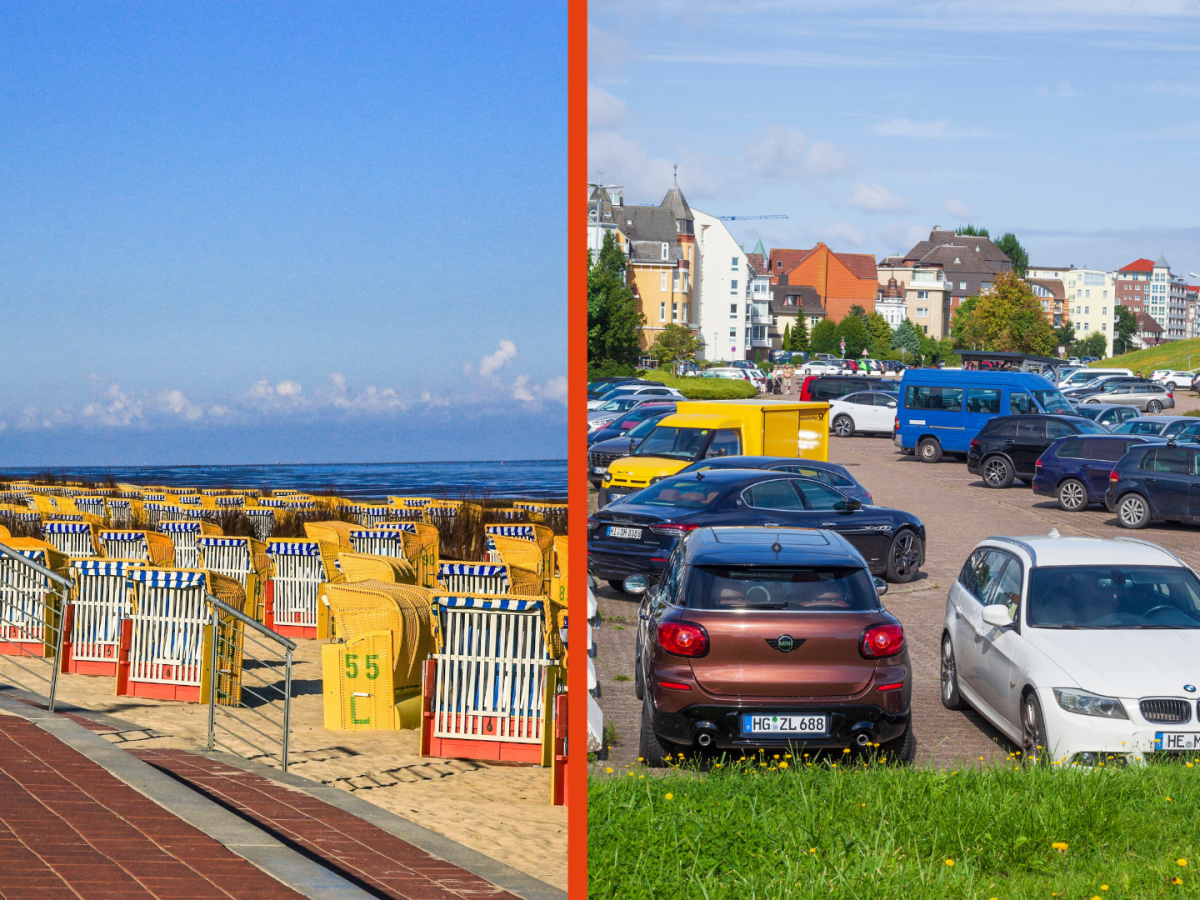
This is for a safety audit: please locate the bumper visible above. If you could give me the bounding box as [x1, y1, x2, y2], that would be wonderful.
[1038, 687, 1200, 763]
[1031, 472, 1055, 495]
[649, 698, 910, 750]
[586, 545, 667, 583]
[966, 455, 981, 474]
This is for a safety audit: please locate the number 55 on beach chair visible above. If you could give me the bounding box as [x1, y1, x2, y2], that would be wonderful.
[321, 582, 437, 731]
[114, 568, 247, 704]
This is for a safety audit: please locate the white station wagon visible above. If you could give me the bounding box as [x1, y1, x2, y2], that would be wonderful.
[942, 532, 1200, 765]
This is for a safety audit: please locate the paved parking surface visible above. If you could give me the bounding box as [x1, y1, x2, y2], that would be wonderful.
[590, 391, 1200, 770]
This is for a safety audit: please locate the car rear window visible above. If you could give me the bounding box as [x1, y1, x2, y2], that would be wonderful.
[1028, 566, 1200, 628]
[632, 478, 723, 509]
[684, 565, 879, 611]
[1139, 447, 1194, 474]
[1080, 439, 1132, 462]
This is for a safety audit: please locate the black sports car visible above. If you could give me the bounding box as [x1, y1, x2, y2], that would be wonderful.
[587, 468, 925, 594]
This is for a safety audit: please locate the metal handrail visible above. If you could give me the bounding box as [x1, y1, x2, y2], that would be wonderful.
[205, 593, 293, 772]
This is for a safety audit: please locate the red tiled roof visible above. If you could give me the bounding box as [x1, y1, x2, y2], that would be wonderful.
[767, 248, 811, 274]
[1120, 258, 1155, 273]
[1137, 312, 1164, 333]
[834, 252, 879, 280]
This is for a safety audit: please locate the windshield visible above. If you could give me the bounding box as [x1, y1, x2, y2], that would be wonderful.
[1072, 406, 1101, 420]
[627, 416, 667, 438]
[684, 565, 879, 611]
[634, 426, 711, 460]
[1068, 419, 1109, 435]
[628, 477, 722, 509]
[1032, 389, 1075, 415]
[1028, 566, 1200, 628]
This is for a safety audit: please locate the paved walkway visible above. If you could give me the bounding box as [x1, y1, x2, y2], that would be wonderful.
[0, 715, 304, 900]
[132, 749, 522, 900]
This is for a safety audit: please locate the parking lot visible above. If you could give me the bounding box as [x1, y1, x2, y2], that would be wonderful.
[590, 390, 1200, 769]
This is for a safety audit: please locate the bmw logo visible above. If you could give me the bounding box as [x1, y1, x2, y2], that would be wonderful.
[777, 635, 795, 652]
[1186, 685, 1197, 693]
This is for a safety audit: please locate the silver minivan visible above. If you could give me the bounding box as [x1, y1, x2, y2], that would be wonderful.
[1057, 367, 1133, 390]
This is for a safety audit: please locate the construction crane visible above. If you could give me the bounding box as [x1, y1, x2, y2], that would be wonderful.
[717, 214, 788, 221]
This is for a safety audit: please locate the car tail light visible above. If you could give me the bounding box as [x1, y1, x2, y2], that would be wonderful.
[860, 623, 905, 659]
[1168, 392, 1174, 399]
[657, 620, 709, 657]
[876, 681, 905, 692]
[969, 439, 980, 451]
[893, 416, 899, 432]
[649, 523, 700, 537]
[658, 680, 691, 691]
[800, 376, 815, 401]
[1035, 458, 1042, 467]
[1110, 470, 1119, 483]
[587, 517, 600, 531]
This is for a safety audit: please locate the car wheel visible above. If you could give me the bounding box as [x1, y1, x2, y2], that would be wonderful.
[880, 718, 916, 764]
[1147, 400, 1163, 414]
[1167, 381, 1177, 391]
[1117, 492, 1151, 529]
[1022, 691, 1051, 765]
[1056, 478, 1088, 512]
[940, 634, 968, 711]
[833, 415, 855, 437]
[981, 455, 1015, 489]
[638, 694, 676, 767]
[885, 529, 922, 583]
[917, 437, 942, 463]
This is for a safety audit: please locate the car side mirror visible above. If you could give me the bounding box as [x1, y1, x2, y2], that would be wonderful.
[623, 575, 649, 595]
[981, 604, 1014, 628]
[835, 499, 862, 511]
[629, 439, 636, 453]
[872, 576, 888, 596]
[887, 401, 897, 408]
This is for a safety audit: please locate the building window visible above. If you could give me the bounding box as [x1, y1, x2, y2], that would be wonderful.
[673, 271, 680, 291]
[916, 308, 929, 317]
[660, 271, 667, 291]
[1084, 307, 1089, 315]
[959, 281, 967, 289]
[729, 328, 737, 339]
[681, 272, 689, 292]
[660, 302, 666, 321]
[682, 303, 689, 321]
[731, 257, 739, 270]
[730, 303, 738, 317]
[1102, 307, 1107, 315]
[730, 280, 738, 294]
[1101, 323, 1107, 332]
[981, 282, 992, 292]
[922, 325, 929, 334]
[672, 302, 679, 322]
[661, 243, 669, 260]
[916, 290, 929, 299]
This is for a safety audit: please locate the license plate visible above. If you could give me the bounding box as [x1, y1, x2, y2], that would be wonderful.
[606, 525, 642, 540]
[742, 714, 828, 736]
[607, 491, 630, 502]
[1156, 732, 1200, 751]
[593, 466, 607, 474]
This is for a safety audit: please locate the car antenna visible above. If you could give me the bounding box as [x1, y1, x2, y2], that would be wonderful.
[1048, 528, 1060, 538]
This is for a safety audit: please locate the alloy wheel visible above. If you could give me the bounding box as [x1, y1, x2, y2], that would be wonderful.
[940, 639, 955, 703]
[1147, 400, 1163, 413]
[1058, 480, 1086, 511]
[890, 531, 919, 580]
[1022, 695, 1046, 763]
[834, 416, 854, 437]
[983, 458, 1010, 487]
[1119, 495, 1147, 527]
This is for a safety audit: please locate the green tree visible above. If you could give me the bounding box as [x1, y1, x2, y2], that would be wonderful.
[782, 322, 791, 350]
[846, 304, 868, 321]
[955, 225, 990, 238]
[587, 232, 646, 373]
[649, 322, 702, 366]
[1078, 331, 1108, 360]
[892, 319, 922, 362]
[866, 312, 892, 357]
[834, 315, 870, 358]
[1113, 305, 1138, 355]
[950, 296, 980, 347]
[809, 318, 837, 355]
[788, 315, 809, 352]
[952, 270, 1057, 356]
[1054, 324, 1076, 351]
[995, 232, 1028, 278]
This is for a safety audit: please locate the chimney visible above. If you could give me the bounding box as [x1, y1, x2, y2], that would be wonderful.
[779, 273, 789, 286]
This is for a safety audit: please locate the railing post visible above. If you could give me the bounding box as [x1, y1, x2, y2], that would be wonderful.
[282, 646, 292, 773]
[47, 584, 68, 713]
[207, 603, 218, 752]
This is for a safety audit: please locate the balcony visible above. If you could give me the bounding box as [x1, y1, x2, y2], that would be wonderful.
[751, 313, 772, 325]
[750, 337, 772, 348]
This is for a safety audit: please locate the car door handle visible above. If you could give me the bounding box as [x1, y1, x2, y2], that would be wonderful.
[953, 604, 963, 617]
[1146, 478, 1157, 483]
[821, 522, 838, 527]
[762, 522, 781, 527]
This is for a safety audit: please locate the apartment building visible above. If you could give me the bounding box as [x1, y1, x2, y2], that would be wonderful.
[693, 208, 756, 361]
[745, 251, 772, 361]
[767, 243, 878, 321]
[876, 258, 952, 337]
[768, 279, 824, 353]
[1028, 265, 1115, 357]
[898, 228, 1013, 326]
[1115, 256, 1184, 343]
[1027, 278, 1068, 327]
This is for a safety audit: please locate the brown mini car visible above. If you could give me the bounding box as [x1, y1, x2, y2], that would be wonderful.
[634, 526, 914, 764]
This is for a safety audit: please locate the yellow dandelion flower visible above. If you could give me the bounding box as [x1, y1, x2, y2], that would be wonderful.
[605, 767, 613, 774]
[1174, 877, 1183, 885]
[809, 847, 816, 854]
[1187, 762, 1194, 768]
[1179, 859, 1189, 867]
[628, 772, 634, 777]
[779, 761, 789, 769]
[945, 859, 954, 867]
[843, 748, 851, 754]
[1168, 797, 1174, 802]
[1051, 842, 1069, 851]
[773, 754, 780, 759]
[1101, 887, 1109, 891]
[638, 774, 645, 779]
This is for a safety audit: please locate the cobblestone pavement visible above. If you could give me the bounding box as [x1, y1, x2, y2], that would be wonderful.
[590, 391, 1200, 771]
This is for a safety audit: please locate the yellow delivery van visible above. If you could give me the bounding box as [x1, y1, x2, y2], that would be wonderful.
[598, 400, 829, 506]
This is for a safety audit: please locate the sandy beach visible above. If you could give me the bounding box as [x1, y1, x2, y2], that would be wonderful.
[0, 639, 567, 891]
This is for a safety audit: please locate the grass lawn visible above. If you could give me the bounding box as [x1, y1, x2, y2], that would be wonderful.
[637, 371, 758, 400]
[589, 755, 1200, 899]
[1096, 338, 1200, 376]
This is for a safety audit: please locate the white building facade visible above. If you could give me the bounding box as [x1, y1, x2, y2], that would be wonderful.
[693, 209, 751, 361]
[1028, 265, 1116, 358]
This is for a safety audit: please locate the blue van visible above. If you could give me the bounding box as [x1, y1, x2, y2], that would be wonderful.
[895, 370, 1075, 462]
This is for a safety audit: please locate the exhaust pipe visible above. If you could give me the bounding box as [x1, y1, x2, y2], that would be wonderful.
[855, 733, 871, 747]
[698, 733, 712, 747]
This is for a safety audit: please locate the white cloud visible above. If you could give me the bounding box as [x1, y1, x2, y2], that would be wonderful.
[743, 127, 857, 181]
[879, 222, 930, 252]
[479, 340, 519, 378]
[276, 381, 302, 396]
[1145, 80, 1200, 95]
[589, 84, 627, 130]
[1037, 81, 1080, 97]
[157, 389, 203, 421]
[869, 118, 1005, 139]
[587, 131, 723, 200]
[943, 197, 973, 218]
[849, 183, 910, 214]
[79, 384, 143, 427]
[511, 375, 535, 403]
[815, 222, 866, 247]
[536, 376, 568, 404]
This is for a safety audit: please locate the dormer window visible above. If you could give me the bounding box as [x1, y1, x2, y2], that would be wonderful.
[661, 243, 669, 260]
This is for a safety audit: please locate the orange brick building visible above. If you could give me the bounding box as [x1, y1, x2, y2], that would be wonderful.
[766, 243, 877, 321]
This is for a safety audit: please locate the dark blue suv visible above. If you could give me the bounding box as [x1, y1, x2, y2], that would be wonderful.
[1105, 442, 1200, 528]
[1032, 434, 1165, 511]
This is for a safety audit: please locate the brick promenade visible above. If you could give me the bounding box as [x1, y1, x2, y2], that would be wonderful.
[0, 715, 303, 900]
[132, 749, 521, 900]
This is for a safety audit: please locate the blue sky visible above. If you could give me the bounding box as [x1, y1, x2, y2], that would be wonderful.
[589, 1, 1200, 277]
[0, 2, 565, 466]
